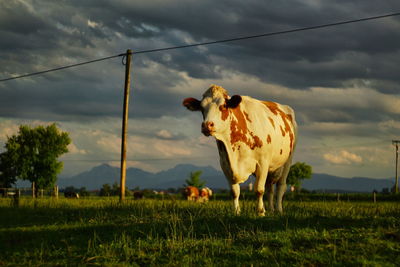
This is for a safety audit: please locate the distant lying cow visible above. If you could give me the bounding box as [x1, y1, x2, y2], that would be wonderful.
[184, 186, 199, 201]
[133, 191, 144, 200]
[199, 187, 213, 202]
[64, 192, 79, 199]
[183, 85, 297, 215]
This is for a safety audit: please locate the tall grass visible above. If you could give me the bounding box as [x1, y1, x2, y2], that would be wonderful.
[0, 197, 399, 266]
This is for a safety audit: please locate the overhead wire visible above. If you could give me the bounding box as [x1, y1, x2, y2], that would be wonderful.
[1, 12, 400, 82]
[0, 54, 125, 82]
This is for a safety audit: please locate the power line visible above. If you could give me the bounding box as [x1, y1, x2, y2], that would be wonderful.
[1, 11, 399, 83]
[0, 54, 124, 82]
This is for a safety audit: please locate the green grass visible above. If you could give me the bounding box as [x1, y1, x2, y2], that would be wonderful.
[0, 197, 399, 266]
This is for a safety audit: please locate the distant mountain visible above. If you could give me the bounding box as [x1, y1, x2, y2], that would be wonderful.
[154, 164, 227, 189]
[57, 163, 227, 190]
[302, 173, 393, 193]
[57, 164, 121, 189]
[56, 163, 394, 192]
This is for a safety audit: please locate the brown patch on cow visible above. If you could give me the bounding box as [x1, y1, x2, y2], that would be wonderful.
[185, 186, 199, 201]
[244, 111, 252, 123]
[280, 149, 283, 155]
[219, 104, 229, 121]
[287, 114, 293, 123]
[280, 113, 294, 152]
[252, 135, 263, 148]
[263, 101, 295, 152]
[230, 106, 263, 151]
[262, 101, 279, 115]
[268, 117, 275, 129]
[280, 126, 286, 137]
[267, 134, 272, 144]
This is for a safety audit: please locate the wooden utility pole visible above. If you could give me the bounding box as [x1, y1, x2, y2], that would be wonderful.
[120, 49, 132, 202]
[393, 140, 399, 194]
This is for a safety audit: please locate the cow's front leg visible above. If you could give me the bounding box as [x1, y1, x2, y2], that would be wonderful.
[254, 173, 267, 216]
[231, 183, 241, 215]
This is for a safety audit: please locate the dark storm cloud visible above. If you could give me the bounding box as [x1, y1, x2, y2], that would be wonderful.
[78, 0, 400, 93]
[0, 0, 400, 124]
[0, 1, 46, 35]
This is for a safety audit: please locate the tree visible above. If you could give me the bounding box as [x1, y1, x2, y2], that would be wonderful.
[99, 183, 112, 196]
[111, 182, 119, 195]
[185, 170, 206, 188]
[79, 187, 90, 197]
[0, 152, 18, 188]
[0, 124, 70, 194]
[99, 183, 130, 197]
[287, 162, 312, 190]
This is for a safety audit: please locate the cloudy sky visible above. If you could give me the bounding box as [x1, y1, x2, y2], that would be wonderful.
[1, 0, 399, 180]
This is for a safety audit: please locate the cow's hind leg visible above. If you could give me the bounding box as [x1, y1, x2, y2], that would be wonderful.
[276, 159, 292, 213]
[231, 183, 241, 215]
[266, 182, 274, 212]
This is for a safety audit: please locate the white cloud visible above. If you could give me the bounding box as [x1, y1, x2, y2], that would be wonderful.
[67, 143, 87, 155]
[96, 136, 121, 154]
[87, 19, 100, 28]
[154, 141, 191, 157]
[323, 150, 363, 165]
[156, 129, 173, 139]
[0, 121, 19, 143]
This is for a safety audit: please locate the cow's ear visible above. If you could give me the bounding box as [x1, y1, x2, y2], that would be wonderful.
[183, 97, 202, 111]
[226, 95, 242, 108]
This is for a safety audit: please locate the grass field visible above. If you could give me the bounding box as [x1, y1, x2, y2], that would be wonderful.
[0, 197, 399, 266]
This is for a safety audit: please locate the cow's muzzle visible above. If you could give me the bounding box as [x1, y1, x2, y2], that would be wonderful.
[201, 121, 215, 136]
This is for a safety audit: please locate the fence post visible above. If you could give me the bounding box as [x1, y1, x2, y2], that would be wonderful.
[336, 193, 340, 202]
[54, 185, 59, 199]
[13, 189, 20, 207]
[32, 182, 36, 199]
[373, 191, 377, 203]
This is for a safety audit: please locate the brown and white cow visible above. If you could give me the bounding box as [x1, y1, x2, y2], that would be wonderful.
[199, 187, 213, 202]
[183, 85, 297, 215]
[184, 186, 200, 201]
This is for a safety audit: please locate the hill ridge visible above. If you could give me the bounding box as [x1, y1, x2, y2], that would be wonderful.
[54, 163, 394, 192]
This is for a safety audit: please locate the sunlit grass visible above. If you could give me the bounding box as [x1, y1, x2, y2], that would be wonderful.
[0, 197, 399, 266]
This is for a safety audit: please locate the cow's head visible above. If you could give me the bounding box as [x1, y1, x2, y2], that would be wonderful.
[183, 85, 242, 137]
